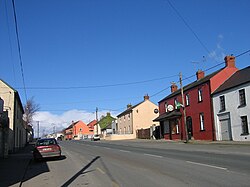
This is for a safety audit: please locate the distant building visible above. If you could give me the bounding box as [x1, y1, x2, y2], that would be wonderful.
[213, 66, 250, 141]
[94, 113, 116, 137]
[117, 95, 159, 139]
[64, 120, 94, 140]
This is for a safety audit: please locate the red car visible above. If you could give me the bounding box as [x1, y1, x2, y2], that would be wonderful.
[33, 138, 61, 161]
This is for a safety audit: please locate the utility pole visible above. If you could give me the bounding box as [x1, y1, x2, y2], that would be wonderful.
[179, 72, 188, 143]
[96, 107, 98, 135]
[37, 121, 40, 138]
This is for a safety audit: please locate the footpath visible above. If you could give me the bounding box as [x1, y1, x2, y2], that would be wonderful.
[0, 143, 34, 187]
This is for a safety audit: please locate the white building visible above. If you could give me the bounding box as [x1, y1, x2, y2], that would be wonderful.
[212, 66, 250, 141]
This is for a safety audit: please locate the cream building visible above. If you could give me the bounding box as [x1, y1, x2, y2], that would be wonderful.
[117, 95, 159, 139]
[0, 80, 27, 153]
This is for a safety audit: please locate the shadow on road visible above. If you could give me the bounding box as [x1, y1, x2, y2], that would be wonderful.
[61, 156, 100, 187]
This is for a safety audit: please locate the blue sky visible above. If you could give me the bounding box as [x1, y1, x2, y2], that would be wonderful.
[1, 0, 250, 135]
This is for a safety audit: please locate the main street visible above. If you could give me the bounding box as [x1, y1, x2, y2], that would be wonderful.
[21, 140, 250, 187]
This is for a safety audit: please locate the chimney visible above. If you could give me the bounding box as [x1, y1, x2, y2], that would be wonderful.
[171, 83, 178, 93]
[196, 69, 205, 80]
[127, 104, 132, 109]
[144, 94, 149, 101]
[224, 55, 235, 68]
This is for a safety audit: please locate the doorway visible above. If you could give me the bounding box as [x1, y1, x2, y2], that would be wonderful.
[186, 117, 193, 140]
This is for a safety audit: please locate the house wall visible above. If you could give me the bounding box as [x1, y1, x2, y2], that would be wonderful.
[213, 83, 250, 141]
[132, 100, 159, 136]
[0, 81, 26, 152]
[159, 82, 214, 140]
[73, 121, 93, 140]
[117, 111, 133, 134]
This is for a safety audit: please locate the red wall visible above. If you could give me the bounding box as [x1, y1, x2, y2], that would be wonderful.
[159, 81, 214, 140]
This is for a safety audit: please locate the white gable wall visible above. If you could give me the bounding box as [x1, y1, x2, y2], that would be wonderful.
[213, 82, 250, 141]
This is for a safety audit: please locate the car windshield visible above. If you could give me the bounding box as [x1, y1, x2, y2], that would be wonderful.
[36, 139, 57, 146]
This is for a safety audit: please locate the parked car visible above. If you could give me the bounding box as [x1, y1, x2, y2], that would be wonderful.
[91, 134, 100, 141]
[33, 138, 61, 161]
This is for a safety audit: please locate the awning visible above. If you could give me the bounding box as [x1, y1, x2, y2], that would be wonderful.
[153, 110, 182, 122]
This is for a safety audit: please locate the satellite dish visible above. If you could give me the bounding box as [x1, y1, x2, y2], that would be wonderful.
[167, 105, 174, 112]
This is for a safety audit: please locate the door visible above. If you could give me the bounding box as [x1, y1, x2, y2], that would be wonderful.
[186, 117, 193, 140]
[220, 119, 232, 140]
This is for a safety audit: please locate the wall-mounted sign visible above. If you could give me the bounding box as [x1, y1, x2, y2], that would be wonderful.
[167, 105, 174, 112]
[154, 108, 159, 114]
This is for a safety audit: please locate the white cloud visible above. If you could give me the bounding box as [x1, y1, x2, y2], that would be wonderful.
[208, 34, 226, 62]
[32, 109, 118, 137]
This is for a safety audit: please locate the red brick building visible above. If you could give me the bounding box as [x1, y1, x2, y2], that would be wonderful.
[154, 56, 238, 141]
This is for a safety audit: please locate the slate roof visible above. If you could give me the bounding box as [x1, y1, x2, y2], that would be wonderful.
[213, 66, 250, 94]
[159, 69, 221, 103]
[117, 101, 143, 117]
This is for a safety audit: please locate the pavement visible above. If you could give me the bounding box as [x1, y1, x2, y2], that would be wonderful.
[0, 139, 249, 187]
[0, 143, 34, 187]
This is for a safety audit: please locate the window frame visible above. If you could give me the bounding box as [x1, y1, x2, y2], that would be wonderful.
[199, 113, 205, 131]
[239, 89, 246, 107]
[198, 88, 203, 102]
[185, 93, 190, 106]
[241, 116, 249, 135]
[219, 95, 226, 112]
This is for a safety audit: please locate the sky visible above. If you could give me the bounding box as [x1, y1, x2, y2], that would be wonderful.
[1, 0, 250, 136]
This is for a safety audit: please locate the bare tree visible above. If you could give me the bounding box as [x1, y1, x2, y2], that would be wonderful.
[23, 97, 40, 126]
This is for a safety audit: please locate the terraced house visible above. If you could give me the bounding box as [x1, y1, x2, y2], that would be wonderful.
[154, 56, 238, 141]
[0, 80, 30, 155]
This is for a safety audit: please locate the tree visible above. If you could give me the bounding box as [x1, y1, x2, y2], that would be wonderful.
[23, 97, 40, 126]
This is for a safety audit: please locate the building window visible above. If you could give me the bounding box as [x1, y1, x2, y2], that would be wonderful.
[198, 88, 203, 102]
[186, 94, 190, 106]
[128, 113, 130, 120]
[174, 98, 178, 109]
[241, 116, 249, 135]
[219, 95, 226, 112]
[239, 89, 246, 107]
[200, 113, 205, 131]
[171, 121, 179, 134]
[165, 102, 168, 112]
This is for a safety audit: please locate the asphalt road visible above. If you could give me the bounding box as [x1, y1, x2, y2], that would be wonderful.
[21, 140, 250, 187]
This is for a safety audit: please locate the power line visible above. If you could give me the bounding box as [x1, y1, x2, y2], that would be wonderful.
[167, 0, 211, 55]
[11, 0, 27, 102]
[150, 49, 250, 98]
[15, 75, 178, 90]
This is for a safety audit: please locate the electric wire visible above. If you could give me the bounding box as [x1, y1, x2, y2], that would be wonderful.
[15, 75, 178, 90]
[11, 0, 27, 102]
[167, 0, 211, 55]
[150, 49, 250, 98]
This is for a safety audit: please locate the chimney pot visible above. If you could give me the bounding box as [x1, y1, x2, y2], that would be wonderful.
[224, 55, 235, 68]
[144, 94, 149, 101]
[127, 104, 132, 109]
[171, 83, 178, 93]
[196, 69, 205, 80]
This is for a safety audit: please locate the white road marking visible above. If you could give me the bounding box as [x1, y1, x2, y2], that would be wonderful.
[143, 153, 163, 158]
[119, 150, 130, 153]
[97, 167, 106, 174]
[104, 147, 111, 150]
[186, 161, 228, 170]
